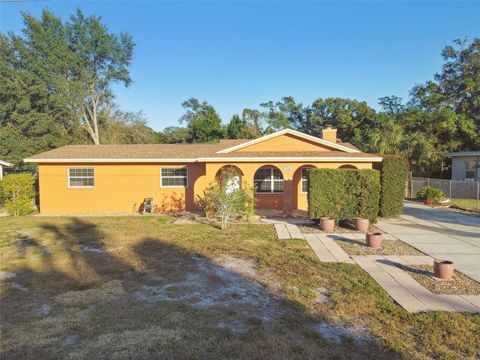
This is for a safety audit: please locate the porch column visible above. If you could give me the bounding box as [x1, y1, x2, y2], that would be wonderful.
[280, 165, 295, 217]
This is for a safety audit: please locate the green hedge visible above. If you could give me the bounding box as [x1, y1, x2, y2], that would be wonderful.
[0, 173, 35, 216]
[374, 155, 408, 217]
[308, 169, 380, 223]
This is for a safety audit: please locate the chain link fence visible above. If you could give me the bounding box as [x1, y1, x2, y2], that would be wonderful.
[409, 176, 480, 211]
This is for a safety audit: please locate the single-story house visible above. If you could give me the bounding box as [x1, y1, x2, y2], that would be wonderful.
[24, 128, 382, 215]
[447, 151, 480, 182]
[0, 159, 12, 181]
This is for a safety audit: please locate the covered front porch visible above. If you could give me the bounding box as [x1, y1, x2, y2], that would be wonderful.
[200, 162, 366, 217]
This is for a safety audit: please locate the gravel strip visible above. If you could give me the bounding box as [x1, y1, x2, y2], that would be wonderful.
[333, 237, 424, 256]
[402, 265, 480, 295]
[298, 224, 378, 234]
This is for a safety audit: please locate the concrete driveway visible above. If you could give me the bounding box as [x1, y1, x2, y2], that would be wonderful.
[376, 201, 480, 282]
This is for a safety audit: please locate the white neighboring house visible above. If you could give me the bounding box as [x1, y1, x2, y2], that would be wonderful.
[0, 160, 12, 181]
[447, 152, 480, 182]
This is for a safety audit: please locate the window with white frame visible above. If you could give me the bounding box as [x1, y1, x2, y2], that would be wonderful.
[465, 160, 477, 180]
[254, 168, 283, 193]
[161, 168, 188, 187]
[68, 168, 94, 187]
[301, 168, 312, 193]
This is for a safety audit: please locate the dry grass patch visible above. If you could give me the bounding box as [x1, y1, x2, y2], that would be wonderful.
[0, 216, 479, 360]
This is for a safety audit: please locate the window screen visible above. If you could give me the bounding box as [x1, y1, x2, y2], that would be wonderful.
[68, 168, 94, 187]
[161, 168, 188, 187]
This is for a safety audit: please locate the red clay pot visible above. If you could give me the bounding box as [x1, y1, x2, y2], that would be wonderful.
[320, 217, 335, 232]
[434, 259, 454, 280]
[353, 217, 369, 232]
[424, 199, 433, 206]
[366, 232, 382, 248]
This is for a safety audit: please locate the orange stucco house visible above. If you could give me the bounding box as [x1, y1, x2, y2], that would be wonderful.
[24, 128, 382, 215]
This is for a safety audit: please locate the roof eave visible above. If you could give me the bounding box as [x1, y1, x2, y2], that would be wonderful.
[25, 156, 382, 164]
[23, 158, 198, 163]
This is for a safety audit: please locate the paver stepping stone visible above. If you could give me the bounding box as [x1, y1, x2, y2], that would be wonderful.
[285, 223, 304, 239]
[305, 235, 337, 263]
[437, 295, 480, 313]
[274, 223, 290, 240]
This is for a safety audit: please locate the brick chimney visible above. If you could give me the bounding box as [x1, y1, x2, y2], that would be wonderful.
[321, 126, 337, 143]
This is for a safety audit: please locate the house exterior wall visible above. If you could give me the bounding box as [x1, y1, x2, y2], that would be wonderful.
[451, 156, 480, 181]
[38, 163, 206, 214]
[37, 161, 373, 214]
[236, 133, 334, 152]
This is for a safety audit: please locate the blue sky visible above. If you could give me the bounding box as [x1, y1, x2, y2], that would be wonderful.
[1, 1, 479, 131]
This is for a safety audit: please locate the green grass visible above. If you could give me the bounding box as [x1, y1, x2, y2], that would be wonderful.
[0, 216, 479, 359]
[450, 198, 480, 211]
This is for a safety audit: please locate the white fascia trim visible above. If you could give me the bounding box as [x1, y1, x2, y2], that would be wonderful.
[24, 156, 383, 163]
[215, 128, 360, 154]
[23, 158, 197, 163]
[0, 160, 12, 167]
[198, 157, 383, 163]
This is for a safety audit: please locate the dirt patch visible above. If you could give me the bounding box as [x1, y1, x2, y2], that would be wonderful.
[54, 280, 124, 307]
[403, 265, 480, 295]
[331, 236, 424, 256]
[314, 323, 371, 346]
[135, 256, 286, 334]
[214, 255, 258, 277]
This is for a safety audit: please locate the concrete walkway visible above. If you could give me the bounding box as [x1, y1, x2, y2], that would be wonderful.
[352, 255, 480, 313]
[260, 218, 308, 240]
[265, 219, 480, 313]
[376, 201, 480, 282]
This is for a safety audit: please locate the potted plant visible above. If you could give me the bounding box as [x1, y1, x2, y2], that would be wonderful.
[320, 217, 335, 232]
[366, 232, 382, 248]
[353, 217, 369, 232]
[416, 187, 445, 206]
[434, 259, 454, 280]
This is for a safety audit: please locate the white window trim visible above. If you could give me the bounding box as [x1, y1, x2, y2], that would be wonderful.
[67, 168, 94, 189]
[160, 168, 188, 188]
[254, 168, 283, 194]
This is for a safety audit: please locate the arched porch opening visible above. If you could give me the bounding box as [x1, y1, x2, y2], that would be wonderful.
[215, 165, 244, 193]
[253, 165, 284, 211]
[293, 165, 316, 211]
[338, 164, 357, 169]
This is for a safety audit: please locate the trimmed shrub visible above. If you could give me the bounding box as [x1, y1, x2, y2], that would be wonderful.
[416, 186, 445, 204]
[375, 155, 409, 217]
[0, 174, 35, 216]
[308, 169, 380, 223]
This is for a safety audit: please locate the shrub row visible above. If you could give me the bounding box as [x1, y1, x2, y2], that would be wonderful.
[308, 169, 380, 223]
[374, 155, 409, 217]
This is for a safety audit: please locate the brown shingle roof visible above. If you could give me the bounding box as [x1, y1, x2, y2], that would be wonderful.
[24, 141, 380, 163]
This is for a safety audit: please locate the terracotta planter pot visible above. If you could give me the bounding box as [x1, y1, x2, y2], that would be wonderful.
[320, 217, 335, 232]
[434, 259, 454, 280]
[424, 199, 433, 206]
[353, 217, 369, 232]
[366, 232, 382, 248]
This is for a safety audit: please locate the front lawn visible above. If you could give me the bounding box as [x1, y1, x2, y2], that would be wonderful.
[0, 216, 479, 359]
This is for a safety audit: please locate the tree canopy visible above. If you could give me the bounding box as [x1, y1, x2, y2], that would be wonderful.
[1, 9, 478, 177]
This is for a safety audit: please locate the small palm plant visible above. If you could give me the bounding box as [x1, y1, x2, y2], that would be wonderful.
[416, 186, 445, 206]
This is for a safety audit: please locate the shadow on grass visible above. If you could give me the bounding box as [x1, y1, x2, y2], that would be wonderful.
[0, 217, 401, 359]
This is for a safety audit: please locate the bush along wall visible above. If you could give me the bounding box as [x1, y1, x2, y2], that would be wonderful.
[374, 155, 409, 217]
[308, 169, 380, 223]
[0, 173, 36, 216]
